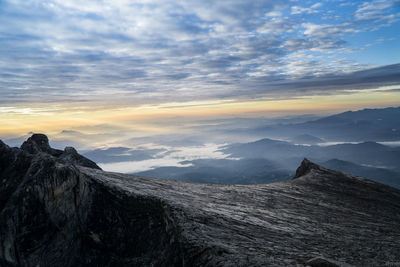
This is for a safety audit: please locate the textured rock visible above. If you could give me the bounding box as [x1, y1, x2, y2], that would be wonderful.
[20, 133, 53, 154]
[19, 133, 100, 169]
[60, 146, 101, 170]
[294, 158, 324, 178]
[1, 135, 400, 266]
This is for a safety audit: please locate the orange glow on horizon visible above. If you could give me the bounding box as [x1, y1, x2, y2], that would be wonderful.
[1, 88, 399, 137]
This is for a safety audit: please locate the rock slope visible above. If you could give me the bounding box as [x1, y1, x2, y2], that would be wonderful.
[1, 134, 400, 266]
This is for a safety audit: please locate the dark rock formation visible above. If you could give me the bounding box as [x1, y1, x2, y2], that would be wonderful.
[20, 133, 53, 154]
[294, 158, 323, 178]
[1, 135, 400, 266]
[19, 133, 100, 169]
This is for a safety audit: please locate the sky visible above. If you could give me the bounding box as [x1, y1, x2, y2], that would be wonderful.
[1, 0, 400, 141]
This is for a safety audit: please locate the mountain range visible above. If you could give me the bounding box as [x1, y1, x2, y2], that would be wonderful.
[67, 107, 400, 188]
[137, 158, 292, 184]
[247, 106, 400, 142]
[139, 137, 400, 188]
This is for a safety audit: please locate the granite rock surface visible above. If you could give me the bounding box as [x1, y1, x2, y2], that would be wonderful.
[1, 135, 400, 266]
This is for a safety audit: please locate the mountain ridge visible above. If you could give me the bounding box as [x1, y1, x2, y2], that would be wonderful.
[250, 106, 400, 142]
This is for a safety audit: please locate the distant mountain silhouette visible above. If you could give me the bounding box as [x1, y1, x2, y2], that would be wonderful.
[290, 134, 324, 145]
[223, 138, 400, 170]
[136, 158, 292, 184]
[250, 106, 400, 141]
[217, 138, 400, 188]
[320, 158, 400, 189]
[83, 147, 165, 163]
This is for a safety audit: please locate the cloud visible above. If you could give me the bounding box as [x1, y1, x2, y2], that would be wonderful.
[257, 17, 294, 35]
[355, 0, 395, 20]
[302, 22, 359, 37]
[262, 64, 400, 95]
[98, 143, 229, 173]
[354, 0, 400, 29]
[291, 3, 322, 15]
[0, 0, 399, 108]
[265, 10, 283, 17]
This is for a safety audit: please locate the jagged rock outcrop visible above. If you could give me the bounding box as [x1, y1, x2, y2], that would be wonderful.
[1, 135, 400, 266]
[19, 133, 101, 169]
[20, 134, 54, 155]
[294, 158, 324, 178]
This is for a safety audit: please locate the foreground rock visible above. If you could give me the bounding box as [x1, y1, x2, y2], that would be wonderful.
[1, 135, 400, 266]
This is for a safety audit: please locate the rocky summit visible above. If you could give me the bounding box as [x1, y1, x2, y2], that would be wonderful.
[1, 135, 400, 267]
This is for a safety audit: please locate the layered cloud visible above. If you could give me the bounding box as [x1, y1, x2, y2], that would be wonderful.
[0, 0, 399, 107]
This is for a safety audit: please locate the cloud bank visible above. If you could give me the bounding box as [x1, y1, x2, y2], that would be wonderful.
[0, 0, 399, 106]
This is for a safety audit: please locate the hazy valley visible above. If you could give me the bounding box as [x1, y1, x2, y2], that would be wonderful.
[67, 107, 400, 189]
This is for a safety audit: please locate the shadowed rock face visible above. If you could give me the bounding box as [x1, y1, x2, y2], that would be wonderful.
[1, 135, 400, 266]
[20, 134, 53, 155]
[294, 158, 323, 178]
[19, 133, 101, 169]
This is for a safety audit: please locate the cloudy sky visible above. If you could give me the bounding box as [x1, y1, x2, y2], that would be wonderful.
[1, 0, 400, 139]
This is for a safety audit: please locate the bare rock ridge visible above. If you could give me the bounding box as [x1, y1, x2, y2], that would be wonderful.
[1, 134, 400, 266]
[20, 133, 53, 155]
[294, 158, 323, 178]
[20, 133, 101, 169]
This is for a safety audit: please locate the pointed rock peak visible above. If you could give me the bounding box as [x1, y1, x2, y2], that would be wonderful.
[293, 158, 322, 179]
[21, 133, 52, 154]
